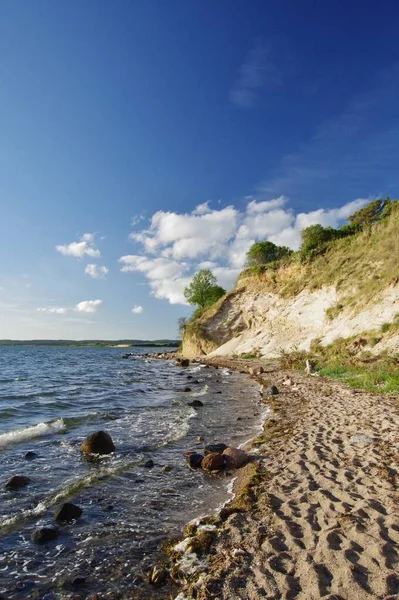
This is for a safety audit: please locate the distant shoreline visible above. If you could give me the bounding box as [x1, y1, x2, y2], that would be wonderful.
[0, 340, 180, 348]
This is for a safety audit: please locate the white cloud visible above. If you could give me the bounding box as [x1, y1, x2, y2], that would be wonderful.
[75, 300, 102, 313]
[56, 233, 100, 258]
[85, 264, 109, 279]
[230, 41, 280, 109]
[37, 307, 67, 315]
[132, 305, 143, 314]
[122, 196, 370, 304]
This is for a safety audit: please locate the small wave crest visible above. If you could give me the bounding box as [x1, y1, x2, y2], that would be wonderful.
[0, 418, 65, 449]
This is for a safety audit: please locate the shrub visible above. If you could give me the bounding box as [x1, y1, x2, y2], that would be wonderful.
[246, 241, 293, 267]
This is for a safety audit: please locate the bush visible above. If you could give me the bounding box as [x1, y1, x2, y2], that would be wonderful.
[246, 241, 293, 267]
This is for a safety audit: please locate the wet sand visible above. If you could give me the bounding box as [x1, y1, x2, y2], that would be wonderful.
[174, 359, 399, 600]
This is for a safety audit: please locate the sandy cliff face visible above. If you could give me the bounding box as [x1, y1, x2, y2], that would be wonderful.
[182, 278, 399, 358]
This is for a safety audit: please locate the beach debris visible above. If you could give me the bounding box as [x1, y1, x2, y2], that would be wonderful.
[181, 387, 192, 392]
[24, 451, 38, 460]
[196, 436, 203, 441]
[204, 443, 228, 455]
[54, 502, 83, 522]
[144, 459, 154, 468]
[149, 565, 168, 586]
[305, 359, 314, 375]
[5, 475, 31, 490]
[222, 447, 250, 469]
[248, 366, 264, 376]
[282, 376, 293, 386]
[201, 452, 226, 471]
[188, 399, 204, 407]
[80, 431, 115, 455]
[266, 385, 279, 395]
[184, 451, 204, 468]
[351, 434, 376, 443]
[31, 527, 60, 544]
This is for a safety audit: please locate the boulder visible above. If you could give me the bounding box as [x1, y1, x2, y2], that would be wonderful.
[80, 431, 115, 455]
[201, 452, 225, 471]
[31, 527, 59, 544]
[5, 475, 31, 490]
[183, 451, 204, 468]
[24, 451, 38, 460]
[54, 503, 83, 522]
[204, 443, 228, 456]
[267, 385, 279, 395]
[222, 447, 250, 469]
[248, 366, 264, 376]
[178, 359, 190, 367]
[188, 400, 204, 407]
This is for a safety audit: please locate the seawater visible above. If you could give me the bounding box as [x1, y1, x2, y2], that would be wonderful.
[0, 346, 263, 599]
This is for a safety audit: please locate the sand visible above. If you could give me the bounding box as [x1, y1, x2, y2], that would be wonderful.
[177, 361, 399, 600]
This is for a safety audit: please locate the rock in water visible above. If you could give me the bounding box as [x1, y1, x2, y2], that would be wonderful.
[31, 528, 59, 544]
[204, 443, 228, 456]
[177, 358, 190, 367]
[5, 475, 31, 490]
[144, 459, 154, 468]
[54, 503, 83, 522]
[188, 400, 204, 407]
[222, 447, 250, 469]
[181, 387, 192, 392]
[24, 451, 38, 460]
[80, 431, 115, 455]
[267, 385, 279, 395]
[201, 452, 225, 471]
[183, 451, 204, 468]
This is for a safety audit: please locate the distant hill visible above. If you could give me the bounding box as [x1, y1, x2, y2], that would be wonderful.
[0, 339, 180, 347]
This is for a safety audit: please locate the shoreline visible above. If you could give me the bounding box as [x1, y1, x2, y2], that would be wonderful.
[158, 356, 399, 600]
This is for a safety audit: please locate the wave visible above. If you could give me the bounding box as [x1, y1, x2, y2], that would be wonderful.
[0, 418, 65, 448]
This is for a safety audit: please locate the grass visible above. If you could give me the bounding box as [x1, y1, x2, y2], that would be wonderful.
[318, 364, 399, 394]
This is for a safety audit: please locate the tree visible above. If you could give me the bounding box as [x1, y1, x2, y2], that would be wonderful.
[184, 270, 226, 309]
[246, 241, 293, 267]
[178, 317, 187, 335]
[348, 199, 385, 227]
[300, 224, 337, 256]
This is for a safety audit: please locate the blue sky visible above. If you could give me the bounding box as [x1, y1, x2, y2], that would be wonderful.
[1, 1, 398, 339]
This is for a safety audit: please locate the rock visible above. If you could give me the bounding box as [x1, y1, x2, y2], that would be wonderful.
[248, 366, 264, 376]
[192, 379, 200, 384]
[222, 447, 250, 469]
[204, 443, 228, 456]
[181, 387, 191, 392]
[201, 452, 225, 471]
[203, 364, 210, 369]
[31, 528, 59, 544]
[149, 565, 168, 586]
[80, 431, 115, 455]
[144, 459, 154, 468]
[54, 503, 83, 522]
[187, 375, 193, 379]
[188, 400, 204, 407]
[178, 359, 190, 367]
[282, 377, 293, 386]
[196, 436, 203, 441]
[305, 359, 314, 375]
[122, 353, 132, 359]
[216, 391, 222, 394]
[24, 451, 38, 460]
[5, 475, 31, 490]
[162, 465, 172, 472]
[267, 385, 279, 395]
[184, 451, 204, 468]
[71, 577, 86, 587]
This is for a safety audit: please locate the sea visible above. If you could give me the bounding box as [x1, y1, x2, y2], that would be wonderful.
[0, 346, 264, 599]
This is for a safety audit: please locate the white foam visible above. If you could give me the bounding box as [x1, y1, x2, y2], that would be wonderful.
[0, 418, 65, 448]
[190, 384, 208, 397]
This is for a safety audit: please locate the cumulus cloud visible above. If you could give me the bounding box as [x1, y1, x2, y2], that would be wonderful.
[75, 300, 102, 313]
[37, 307, 67, 315]
[56, 233, 100, 258]
[121, 196, 369, 305]
[85, 264, 109, 279]
[132, 305, 143, 314]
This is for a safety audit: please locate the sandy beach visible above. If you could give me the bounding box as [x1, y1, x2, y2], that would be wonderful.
[173, 359, 399, 600]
